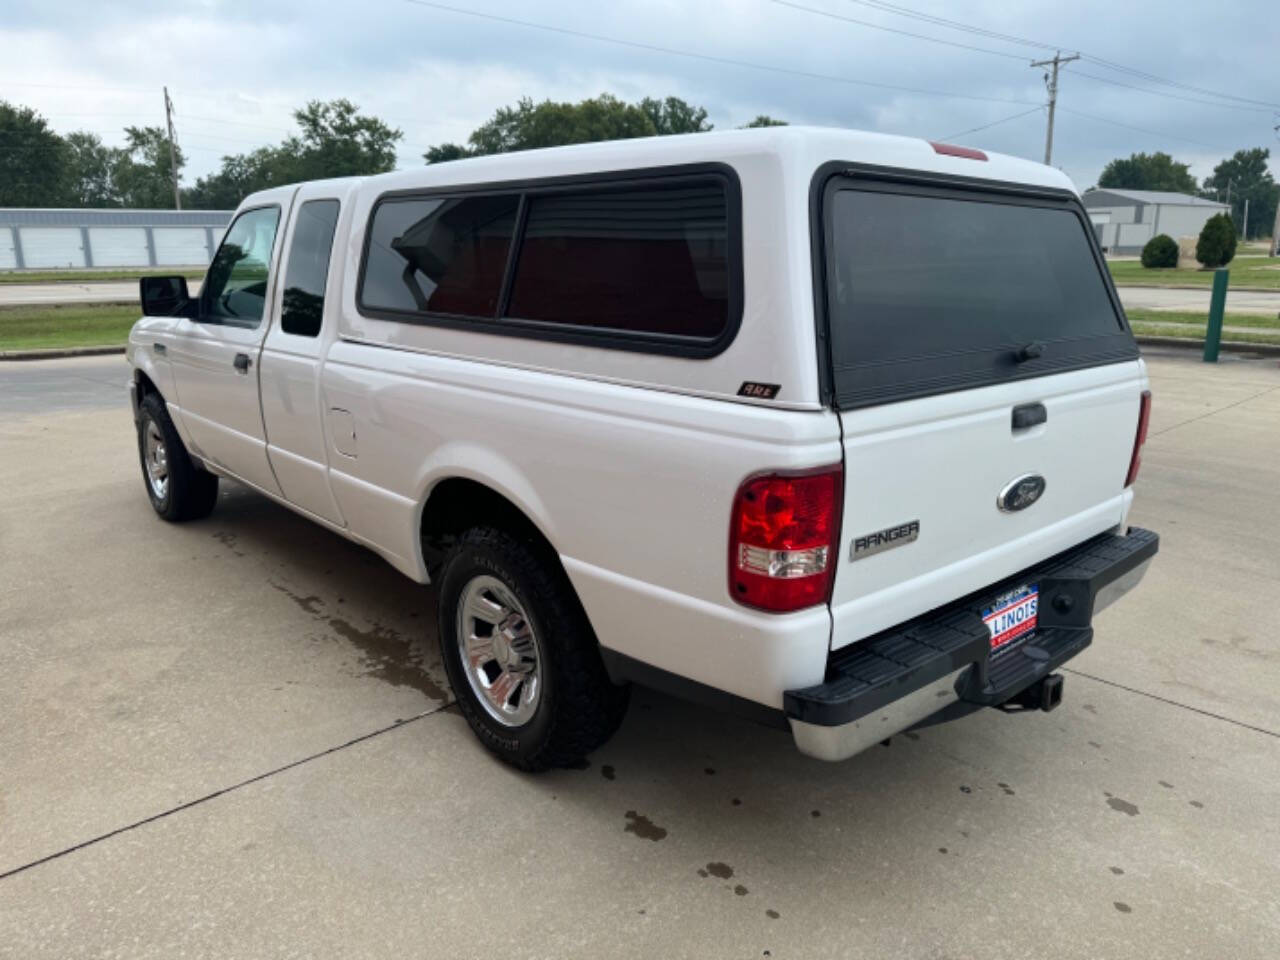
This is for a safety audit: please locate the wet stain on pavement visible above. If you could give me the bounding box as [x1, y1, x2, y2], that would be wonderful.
[1114, 902, 1132, 914]
[1104, 794, 1140, 817]
[268, 580, 447, 700]
[765, 909, 780, 920]
[959, 785, 972, 794]
[1083, 703, 1098, 714]
[211, 530, 246, 557]
[705, 862, 734, 879]
[1088, 741, 1103, 749]
[1189, 800, 1204, 809]
[601, 764, 616, 781]
[998, 782, 1016, 796]
[734, 884, 749, 896]
[623, 810, 667, 841]
[697, 869, 709, 878]
[1109, 866, 1125, 875]
[731, 797, 742, 806]
[1201, 634, 1274, 662]
[938, 847, 948, 855]
[810, 809, 821, 818]
[1158, 780, 1173, 789]
[704, 767, 716, 775]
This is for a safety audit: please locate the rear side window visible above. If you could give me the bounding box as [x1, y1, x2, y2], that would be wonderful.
[823, 182, 1137, 408]
[507, 181, 729, 338]
[356, 170, 740, 356]
[361, 194, 519, 318]
[281, 199, 340, 337]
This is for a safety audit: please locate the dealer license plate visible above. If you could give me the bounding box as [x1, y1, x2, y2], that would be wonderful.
[982, 584, 1039, 653]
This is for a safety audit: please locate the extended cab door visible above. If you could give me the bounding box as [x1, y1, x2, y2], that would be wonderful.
[167, 194, 294, 496]
[258, 185, 347, 525]
[817, 171, 1146, 649]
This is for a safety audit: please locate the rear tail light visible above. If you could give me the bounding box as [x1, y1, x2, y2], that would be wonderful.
[1125, 390, 1152, 487]
[729, 466, 843, 613]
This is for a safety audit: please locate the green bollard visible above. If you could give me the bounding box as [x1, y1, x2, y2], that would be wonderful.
[1203, 267, 1229, 363]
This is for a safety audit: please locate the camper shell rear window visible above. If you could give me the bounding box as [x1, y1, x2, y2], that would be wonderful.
[816, 167, 1138, 409]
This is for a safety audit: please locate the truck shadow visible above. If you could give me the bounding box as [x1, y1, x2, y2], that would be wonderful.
[202, 482, 1041, 834]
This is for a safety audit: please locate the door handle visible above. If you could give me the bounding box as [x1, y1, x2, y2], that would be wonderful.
[1012, 402, 1047, 430]
[233, 352, 251, 373]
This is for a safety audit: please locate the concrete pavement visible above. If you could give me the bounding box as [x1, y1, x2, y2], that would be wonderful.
[1116, 285, 1280, 315]
[1, 349, 1277, 958]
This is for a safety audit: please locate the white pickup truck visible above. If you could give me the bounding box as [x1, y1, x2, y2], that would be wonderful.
[127, 127, 1158, 770]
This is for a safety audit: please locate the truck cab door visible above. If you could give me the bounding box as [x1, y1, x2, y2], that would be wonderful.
[167, 195, 294, 497]
[258, 186, 348, 525]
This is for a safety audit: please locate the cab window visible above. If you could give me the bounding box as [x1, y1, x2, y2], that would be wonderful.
[202, 205, 282, 327]
[281, 199, 341, 337]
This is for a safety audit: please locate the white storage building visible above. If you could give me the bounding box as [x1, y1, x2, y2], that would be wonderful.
[1081, 189, 1228, 255]
[0, 208, 232, 271]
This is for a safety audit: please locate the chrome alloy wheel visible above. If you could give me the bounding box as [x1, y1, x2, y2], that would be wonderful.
[456, 574, 543, 727]
[144, 419, 169, 500]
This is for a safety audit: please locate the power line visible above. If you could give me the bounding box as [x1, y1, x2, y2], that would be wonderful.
[939, 106, 1044, 142]
[399, 0, 1040, 107]
[839, 0, 1280, 110]
[1056, 106, 1229, 152]
[1064, 68, 1276, 114]
[767, 0, 1027, 61]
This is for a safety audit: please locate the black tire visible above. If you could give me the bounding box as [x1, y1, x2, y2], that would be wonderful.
[437, 526, 630, 771]
[136, 391, 219, 522]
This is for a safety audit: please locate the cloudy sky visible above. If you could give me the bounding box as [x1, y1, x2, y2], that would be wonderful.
[4, 0, 1277, 192]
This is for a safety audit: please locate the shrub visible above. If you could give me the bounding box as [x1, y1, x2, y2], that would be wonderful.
[1141, 234, 1179, 268]
[1196, 213, 1237, 268]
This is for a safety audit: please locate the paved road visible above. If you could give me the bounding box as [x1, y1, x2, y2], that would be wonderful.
[2, 278, 1278, 316]
[0, 279, 202, 307]
[1116, 285, 1280, 315]
[1, 351, 1278, 958]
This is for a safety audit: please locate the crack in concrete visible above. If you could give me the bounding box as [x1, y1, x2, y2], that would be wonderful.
[0, 705, 451, 883]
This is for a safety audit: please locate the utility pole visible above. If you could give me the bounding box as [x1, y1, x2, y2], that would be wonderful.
[163, 86, 181, 210]
[1030, 51, 1080, 166]
[1241, 197, 1249, 240]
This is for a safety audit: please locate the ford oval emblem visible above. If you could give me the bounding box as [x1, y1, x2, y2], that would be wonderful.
[998, 474, 1046, 513]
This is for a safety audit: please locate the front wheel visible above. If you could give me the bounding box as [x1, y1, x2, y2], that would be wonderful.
[136, 391, 219, 521]
[437, 526, 629, 771]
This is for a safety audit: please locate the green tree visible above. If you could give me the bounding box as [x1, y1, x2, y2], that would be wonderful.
[741, 115, 788, 128]
[1097, 151, 1197, 194]
[1196, 212, 1237, 267]
[63, 131, 121, 207]
[1200, 148, 1277, 241]
[0, 101, 69, 206]
[184, 100, 401, 209]
[112, 126, 185, 208]
[639, 96, 712, 135]
[423, 93, 715, 163]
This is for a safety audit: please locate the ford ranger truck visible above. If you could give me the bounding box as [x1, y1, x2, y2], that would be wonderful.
[126, 127, 1158, 770]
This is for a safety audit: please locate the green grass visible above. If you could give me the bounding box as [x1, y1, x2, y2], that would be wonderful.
[1108, 257, 1280, 290]
[1127, 309, 1280, 346]
[0, 268, 204, 285]
[0, 303, 139, 351]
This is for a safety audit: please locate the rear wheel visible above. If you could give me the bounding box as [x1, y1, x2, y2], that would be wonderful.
[438, 526, 629, 770]
[136, 391, 218, 521]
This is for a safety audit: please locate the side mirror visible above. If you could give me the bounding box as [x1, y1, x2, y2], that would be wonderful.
[140, 276, 193, 317]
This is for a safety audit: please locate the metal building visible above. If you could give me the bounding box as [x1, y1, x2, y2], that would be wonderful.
[1081, 189, 1228, 255]
[0, 208, 233, 271]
